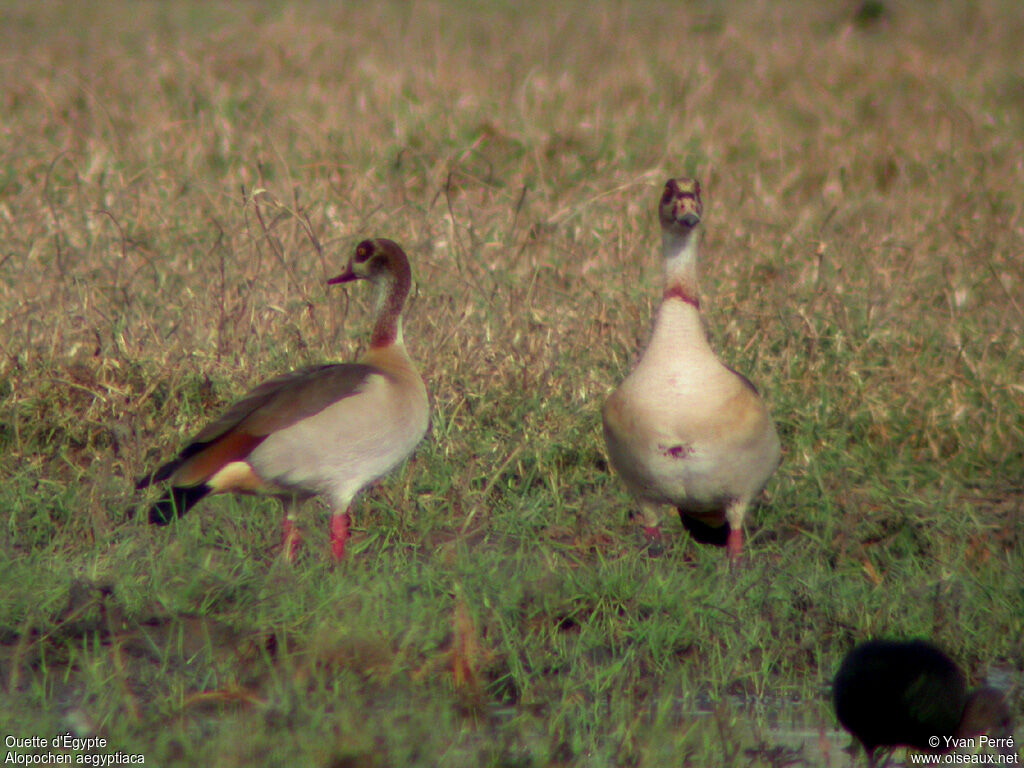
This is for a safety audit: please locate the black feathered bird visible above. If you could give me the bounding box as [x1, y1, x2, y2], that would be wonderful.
[833, 640, 1014, 767]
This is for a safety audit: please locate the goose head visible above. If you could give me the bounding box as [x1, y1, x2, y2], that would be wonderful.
[329, 238, 410, 287]
[329, 238, 413, 348]
[659, 177, 703, 238]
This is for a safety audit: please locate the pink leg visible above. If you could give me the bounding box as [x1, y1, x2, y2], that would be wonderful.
[281, 515, 302, 562]
[726, 526, 743, 566]
[330, 511, 351, 561]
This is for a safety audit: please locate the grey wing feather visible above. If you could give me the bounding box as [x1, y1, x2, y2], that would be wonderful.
[192, 363, 378, 442]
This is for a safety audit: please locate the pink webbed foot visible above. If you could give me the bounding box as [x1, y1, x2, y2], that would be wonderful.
[330, 512, 351, 562]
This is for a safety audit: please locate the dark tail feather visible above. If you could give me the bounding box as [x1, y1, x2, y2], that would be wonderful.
[147, 485, 211, 525]
[679, 512, 730, 547]
[135, 458, 183, 490]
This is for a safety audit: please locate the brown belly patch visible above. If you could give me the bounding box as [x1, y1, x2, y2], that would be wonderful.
[660, 443, 693, 460]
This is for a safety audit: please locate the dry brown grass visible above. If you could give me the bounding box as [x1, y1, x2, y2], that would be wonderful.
[3, 1, 1022, 524]
[1, 1, 1022, 763]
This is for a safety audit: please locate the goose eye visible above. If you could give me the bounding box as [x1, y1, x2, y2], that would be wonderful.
[354, 243, 373, 263]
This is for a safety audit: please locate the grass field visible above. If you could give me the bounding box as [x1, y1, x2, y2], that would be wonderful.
[1, 1, 1023, 765]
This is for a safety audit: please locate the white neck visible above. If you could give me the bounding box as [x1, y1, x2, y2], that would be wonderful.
[661, 229, 700, 301]
[638, 227, 714, 371]
[368, 273, 406, 349]
[373, 274, 395, 311]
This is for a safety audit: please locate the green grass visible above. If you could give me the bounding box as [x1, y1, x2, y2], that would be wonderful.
[1, 0, 1023, 765]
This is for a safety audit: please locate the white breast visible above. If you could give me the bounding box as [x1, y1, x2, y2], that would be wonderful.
[604, 299, 779, 508]
[248, 373, 428, 507]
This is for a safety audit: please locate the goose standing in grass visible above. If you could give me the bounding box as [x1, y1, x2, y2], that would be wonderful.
[833, 639, 1014, 767]
[135, 238, 429, 562]
[602, 177, 781, 562]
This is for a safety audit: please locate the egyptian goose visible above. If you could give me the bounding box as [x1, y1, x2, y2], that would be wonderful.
[602, 177, 781, 562]
[135, 238, 429, 562]
[833, 640, 1014, 767]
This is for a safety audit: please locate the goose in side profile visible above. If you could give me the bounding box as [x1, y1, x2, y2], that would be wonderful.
[602, 177, 781, 562]
[135, 238, 429, 562]
[833, 639, 1014, 767]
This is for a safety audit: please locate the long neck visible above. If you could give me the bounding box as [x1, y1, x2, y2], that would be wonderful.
[369, 265, 411, 349]
[661, 229, 700, 308]
[649, 293, 712, 356]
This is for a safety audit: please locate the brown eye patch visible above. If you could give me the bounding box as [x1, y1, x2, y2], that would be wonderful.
[354, 240, 374, 263]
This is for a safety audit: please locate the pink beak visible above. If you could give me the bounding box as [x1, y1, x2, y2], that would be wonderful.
[327, 265, 357, 284]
